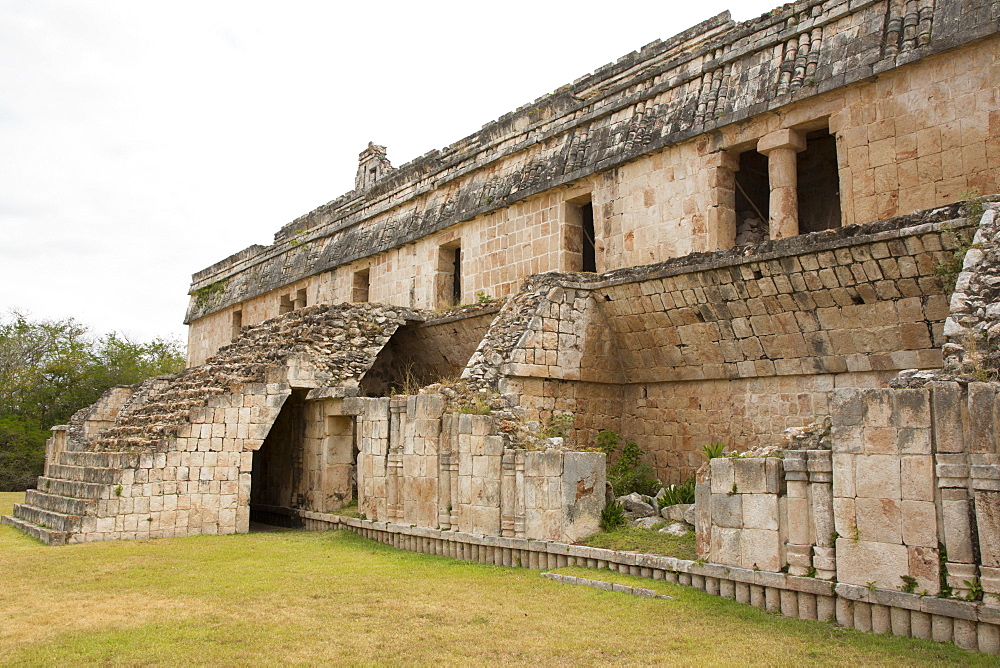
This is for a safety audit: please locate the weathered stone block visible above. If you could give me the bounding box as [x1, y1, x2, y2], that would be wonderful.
[742, 493, 779, 531]
[833, 496, 856, 537]
[733, 459, 769, 494]
[976, 490, 1000, 568]
[710, 458, 735, 495]
[884, 449, 923, 498]
[711, 493, 743, 528]
[710, 526, 741, 567]
[900, 500, 938, 548]
[931, 382, 967, 454]
[836, 538, 909, 590]
[740, 528, 781, 572]
[856, 497, 901, 544]
[855, 455, 901, 499]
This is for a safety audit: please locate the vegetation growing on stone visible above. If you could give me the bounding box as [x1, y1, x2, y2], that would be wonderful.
[597, 430, 660, 497]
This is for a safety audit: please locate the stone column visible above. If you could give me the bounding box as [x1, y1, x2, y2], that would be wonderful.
[757, 129, 806, 240]
[933, 382, 978, 599]
[500, 450, 517, 537]
[45, 425, 68, 477]
[438, 449, 453, 530]
[514, 450, 526, 537]
[782, 450, 813, 576]
[808, 450, 836, 580]
[973, 459, 1000, 606]
[387, 398, 406, 523]
[705, 150, 740, 251]
[448, 432, 460, 528]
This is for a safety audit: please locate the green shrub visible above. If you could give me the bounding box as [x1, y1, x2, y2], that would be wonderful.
[600, 500, 627, 532]
[701, 442, 726, 460]
[540, 413, 573, 439]
[660, 478, 695, 506]
[597, 430, 661, 497]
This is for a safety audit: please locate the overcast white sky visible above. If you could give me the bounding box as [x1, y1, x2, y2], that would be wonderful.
[0, 0, 783, 345]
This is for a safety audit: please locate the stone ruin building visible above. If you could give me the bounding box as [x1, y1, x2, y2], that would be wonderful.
[7, 0, 1000, 653]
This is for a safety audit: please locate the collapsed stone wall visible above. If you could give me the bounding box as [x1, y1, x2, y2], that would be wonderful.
[684, 202, 1000, 651]
[941, 201, 1000, 376]
[4, 300, 607, 546]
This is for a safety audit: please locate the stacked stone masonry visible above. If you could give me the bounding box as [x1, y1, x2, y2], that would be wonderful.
[5, 0, 1000, 655]
[186, 0, 1000, 366]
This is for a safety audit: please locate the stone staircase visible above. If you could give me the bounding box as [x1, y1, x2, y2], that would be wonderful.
[2, 302, 416, 545]
[2, 450, 137, 544]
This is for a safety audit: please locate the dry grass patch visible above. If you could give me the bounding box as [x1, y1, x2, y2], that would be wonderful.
[0, 491, 991, 665]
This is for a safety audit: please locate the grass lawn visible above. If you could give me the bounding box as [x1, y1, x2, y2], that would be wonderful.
[0, 491, 990, 666]
[578, 525, 698, 560]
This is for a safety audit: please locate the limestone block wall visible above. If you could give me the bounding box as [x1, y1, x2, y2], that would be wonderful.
[831, 387, 941, 594]
[697, 451, 836, 577]
[624, 376, 844, 484]
[14, 381, 289, 542]
[705, 457, 787, 572]
[690, 379, 1000, 651]
[493, 213, 961, 481]
[783, 449, 837, 579]
[4, 303, 412, 544]
[185, 1, 1000, 365]
[926, 381, 1000, 604]
[355, 393, 604, 543]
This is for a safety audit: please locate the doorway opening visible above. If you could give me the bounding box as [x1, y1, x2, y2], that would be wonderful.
[353, 268, 371, 303]
[734, 149, 770, 245]
[565, 195, 596, 272]
[797, 129, 841, 233]
[436, 243, 462, 308]
[324, 415, 357, 510]
[249, 389, 307, 528]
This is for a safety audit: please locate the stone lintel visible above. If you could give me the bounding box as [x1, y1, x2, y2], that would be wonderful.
[757, 128, 807, 154]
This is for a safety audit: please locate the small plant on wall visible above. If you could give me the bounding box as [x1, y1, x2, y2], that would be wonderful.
[597, 430, 660, 497]
[701, 442, 727, 460]
[539, 413, 573, 439]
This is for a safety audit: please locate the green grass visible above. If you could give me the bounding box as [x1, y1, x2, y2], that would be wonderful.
[0, 491, 989, 665]
[333, 498, 360, 518]
[579, 526, 698, 561]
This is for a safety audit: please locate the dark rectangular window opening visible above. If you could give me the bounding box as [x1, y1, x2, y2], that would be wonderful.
[797, 128, 841, 234]
[231, 310, 243, 339]
[436, 243, 461, 309]
[279, 294, 294, 315]
[452, 248, 462, 306]
[735, 150, 770, 246]
[581, 202, 596, 272]
[294, 288, 307, 310]
[565, 195, 596, 272]
[352, 269, 371, 303]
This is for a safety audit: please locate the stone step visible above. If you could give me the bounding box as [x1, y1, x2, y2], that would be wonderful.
[12, 503, 81, 533]
[24, 489, 96, 516]
[0, 514, 67, 546]
[57, 451, 139, 469]
[46, 463, 118, 485]
[36, 476, 109, 500]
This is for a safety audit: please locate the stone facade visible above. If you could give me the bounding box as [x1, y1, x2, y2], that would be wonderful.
[185, 0, 1000, 367]
[692, 371, 1000, 653]
[5, 0, 1000, 653]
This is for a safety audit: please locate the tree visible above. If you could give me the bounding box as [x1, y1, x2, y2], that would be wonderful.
[0, 311, 186, 491]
